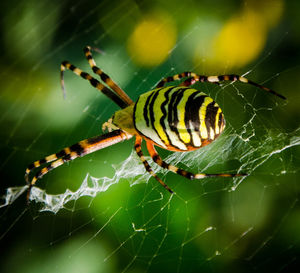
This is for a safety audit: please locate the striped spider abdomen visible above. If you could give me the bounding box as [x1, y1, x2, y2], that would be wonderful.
[133, 86, 225, 152]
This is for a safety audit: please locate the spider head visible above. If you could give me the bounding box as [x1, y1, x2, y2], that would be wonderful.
[102, 117, 119, 133]
[108, 104, 137, 135]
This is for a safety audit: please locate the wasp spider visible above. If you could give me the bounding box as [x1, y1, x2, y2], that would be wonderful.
[25, 46, 286, 197]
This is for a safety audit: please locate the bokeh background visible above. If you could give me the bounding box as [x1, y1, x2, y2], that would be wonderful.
[0, 0, 299, 272]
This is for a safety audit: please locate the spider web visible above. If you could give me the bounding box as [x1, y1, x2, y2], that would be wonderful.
[1, 0, 300, 272]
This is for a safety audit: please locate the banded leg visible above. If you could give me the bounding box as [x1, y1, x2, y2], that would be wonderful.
[60, 61, 128, 108]
[156, 72, 219, 88]
[146, 141, 247, 180]
[156, 72, 286, 100]
[179, 76, 220, 87]
[83, 46, 133, 106]
[25, 130, 132, 199]
[134, 136, 173, 194]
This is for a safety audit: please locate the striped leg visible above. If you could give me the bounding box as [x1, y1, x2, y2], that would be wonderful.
[146, 141, 247, 180]
[134, 136, 173, 194]
[156, 72, 194, 87]
[179, 76, 220, 87]
[156, 72, 286, 100]
[156, 72, 220, 88]
[83, 46, 133, 106]
[25, 130, 132, 199]
[60, 61, 128, 108]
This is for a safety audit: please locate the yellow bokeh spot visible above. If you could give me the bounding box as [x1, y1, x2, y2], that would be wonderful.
[127, 12, 177, 67]
[211, 10, 267, 68]
[194, 0, 284, 71]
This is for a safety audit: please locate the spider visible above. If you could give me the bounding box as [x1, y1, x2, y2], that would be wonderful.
[25, 46, 286, 197]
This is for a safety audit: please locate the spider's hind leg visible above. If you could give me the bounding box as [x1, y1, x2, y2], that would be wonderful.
[156, 72, 286, 99]
[146, 141, 247, 181]
[134, 136, 173, 194]
[156, 72, 221, 88]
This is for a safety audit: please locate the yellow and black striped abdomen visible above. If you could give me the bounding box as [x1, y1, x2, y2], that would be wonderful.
[133, 86, 225, 151]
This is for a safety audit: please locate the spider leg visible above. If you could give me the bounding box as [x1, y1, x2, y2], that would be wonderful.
[179, 76, 220, 87]
[25, 130, 132, 199]
[156, 72, 192, 88]
[146, 141, 247, 180]
[134, 136, 173, 194]
[83, 46, 133, 106]
[60, 61, 128, 108]
[156, 72, 286, 99]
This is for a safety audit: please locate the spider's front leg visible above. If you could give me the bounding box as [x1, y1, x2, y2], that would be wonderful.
[60, 60, 127, 108]
[25, 130, 131, 200]
[83, 46, 133, 105]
